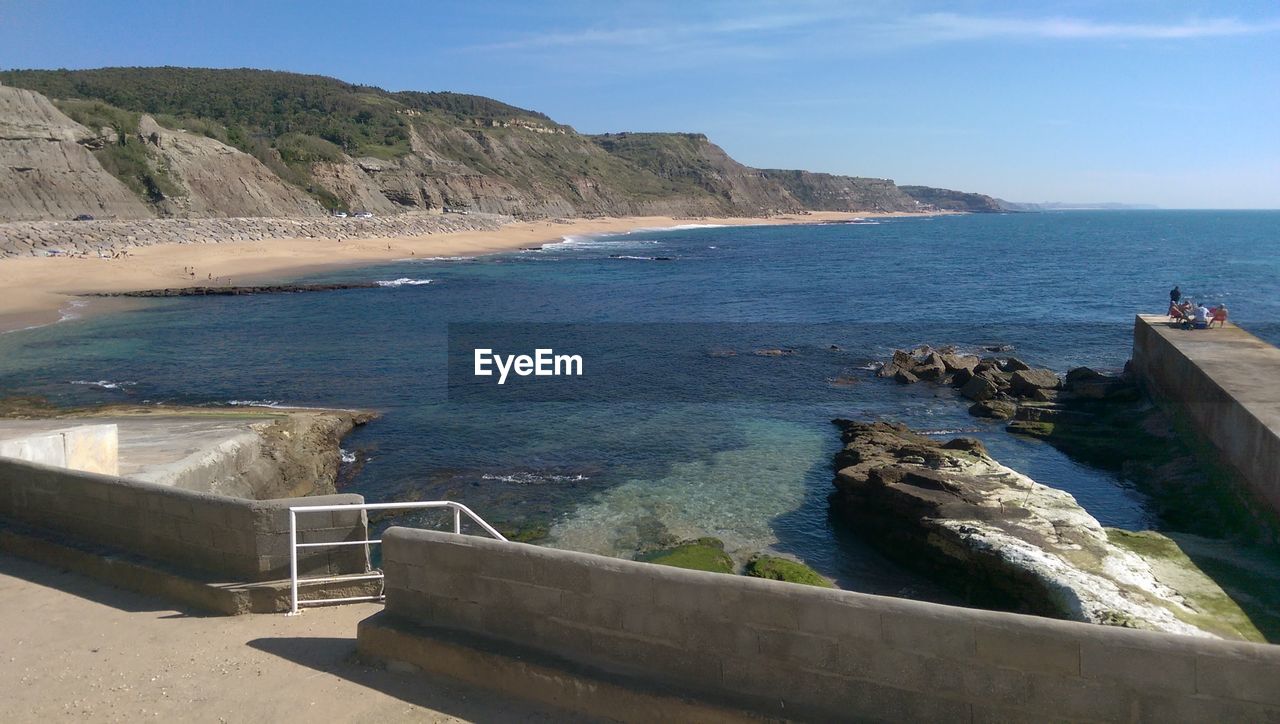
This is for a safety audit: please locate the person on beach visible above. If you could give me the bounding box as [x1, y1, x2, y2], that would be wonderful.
[1170, 285, 1181, 305]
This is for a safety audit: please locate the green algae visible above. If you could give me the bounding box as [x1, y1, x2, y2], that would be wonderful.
[744, 554, 834, 587]
[1106, 529, 1268, 642]
[637, 537, 735, 574]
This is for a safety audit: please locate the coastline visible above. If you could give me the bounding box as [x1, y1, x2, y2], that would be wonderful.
[0, 210, 951, 334]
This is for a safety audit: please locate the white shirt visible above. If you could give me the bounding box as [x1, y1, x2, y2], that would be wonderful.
[1194, 306, 1210, 322]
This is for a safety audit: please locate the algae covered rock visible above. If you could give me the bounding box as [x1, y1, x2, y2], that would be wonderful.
[829, 419, 1245, 638]
[744, 554, 834, 587]
[637, 537, 734, 574]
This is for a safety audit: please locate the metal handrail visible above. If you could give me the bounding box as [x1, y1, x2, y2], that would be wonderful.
[287, 500, 507, 614]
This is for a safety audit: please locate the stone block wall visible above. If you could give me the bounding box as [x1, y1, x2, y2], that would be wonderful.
[375, 528, 1280, 722]
[0, 456, 368, 581]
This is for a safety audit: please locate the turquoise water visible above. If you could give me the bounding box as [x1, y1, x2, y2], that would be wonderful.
[2, 210, 1276, 598]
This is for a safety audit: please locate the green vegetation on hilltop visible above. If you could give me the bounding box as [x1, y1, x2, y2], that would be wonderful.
[54, 99, 183, 202]
[0, 67, 555, 159]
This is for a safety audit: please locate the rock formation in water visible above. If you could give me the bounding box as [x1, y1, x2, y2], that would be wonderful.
[876, 346, 1064, 419]
[87, 282, 380, 297]
[829, 419, 1259, 639]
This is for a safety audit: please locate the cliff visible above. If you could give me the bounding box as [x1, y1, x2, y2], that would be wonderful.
[0, 83, 153, 221]
[0, 67, 999, 221]
[899, 185, 1003, 213]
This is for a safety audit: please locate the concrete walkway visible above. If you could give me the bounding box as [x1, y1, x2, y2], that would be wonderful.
[0, 555, 581, 723]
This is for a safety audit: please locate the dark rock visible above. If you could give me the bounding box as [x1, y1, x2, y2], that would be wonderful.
[950, 368, 975, 388]
[1030, 388, 1060, 403]
[914, 353, 948, 382]
[89, 282, 379, 297]
[969, 399, 1018, 420]
[974, 358, 1001, 374]
[941, 437, 987, 455]
[1010, 368, 1061, 397]
[877, 350, 915, 378]
[1002, 357, 1032, 373]
[960, 376, 999, 401]
[893, 369, 920, 385]
[939, 352, 980, 373]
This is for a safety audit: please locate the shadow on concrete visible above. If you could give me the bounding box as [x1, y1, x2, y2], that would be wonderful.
[0, 553, 208, 617]
[246, 635, 592, 723]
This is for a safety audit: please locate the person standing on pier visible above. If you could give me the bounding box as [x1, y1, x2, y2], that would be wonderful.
[1170, 285, 1182, 305]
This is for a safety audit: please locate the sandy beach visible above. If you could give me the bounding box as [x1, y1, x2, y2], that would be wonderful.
[0, 211, 943, 334]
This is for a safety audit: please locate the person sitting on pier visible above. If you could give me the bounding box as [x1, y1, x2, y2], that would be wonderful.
[1169, 300, 1189, 321]
[1210, 304, 1229, 328]
[1193, 303, 1211, 329]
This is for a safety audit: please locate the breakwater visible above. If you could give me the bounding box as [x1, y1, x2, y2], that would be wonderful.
[0, 212, 507, 258]
[1131, 315, 1280, 521]
[359, 527, 1280, 722]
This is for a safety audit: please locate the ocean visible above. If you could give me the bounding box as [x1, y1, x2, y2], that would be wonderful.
[2, 210, 1277, 599]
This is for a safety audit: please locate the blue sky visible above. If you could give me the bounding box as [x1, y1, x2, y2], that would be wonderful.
[2, 1, 1277, 208]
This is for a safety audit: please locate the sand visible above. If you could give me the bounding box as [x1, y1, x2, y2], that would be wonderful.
[0, 211, 943, 334]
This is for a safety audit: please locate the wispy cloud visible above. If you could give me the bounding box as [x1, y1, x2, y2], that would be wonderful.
[897, 13, 1280, 42]
[476, 10, 1280, 54]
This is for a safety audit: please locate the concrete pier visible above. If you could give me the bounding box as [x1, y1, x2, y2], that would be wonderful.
[1131, 315, 1280, 518]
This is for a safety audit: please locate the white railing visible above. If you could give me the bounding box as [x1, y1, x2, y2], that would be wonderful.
[287, 501, 507, 615]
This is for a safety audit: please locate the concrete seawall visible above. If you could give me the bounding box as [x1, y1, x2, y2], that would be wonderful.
[0, 456, 368, 582]
[361, 528, 1280, 722]
[0, 423, 118, 475]
[1131, 315, 1280, 519]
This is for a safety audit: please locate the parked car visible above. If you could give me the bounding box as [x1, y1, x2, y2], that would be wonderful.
[353, 211, 374, 219]
[332, 211, 348, 218]
[73, 214, 94, 221]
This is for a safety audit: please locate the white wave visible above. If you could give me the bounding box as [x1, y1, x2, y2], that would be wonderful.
[629, 223, 729, 232]
[70, 379, 136, 390]
[227, 399, 283, 408]
[58, 299, 89, 322]
[375, 278, 434, 287]
[394, 255, 476, 262]
[609, 255, 673, 261]
[481, 472, 590, 485]
[340, 448, 357, 464]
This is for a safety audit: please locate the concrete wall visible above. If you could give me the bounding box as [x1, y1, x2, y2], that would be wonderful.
[375, 528, 1280, 722]
[0, 424, 118, 476]
[1131, 315, 1280, 517]
[0, 456, 368, 581]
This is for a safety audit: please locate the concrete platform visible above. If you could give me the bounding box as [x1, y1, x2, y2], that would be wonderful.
[1133, 315, 1280, 518]
[0, 415, 271, 486]
[0, 554, 576, 722]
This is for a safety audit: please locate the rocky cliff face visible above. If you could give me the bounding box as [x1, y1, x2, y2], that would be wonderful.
[0, 83, 153, 221]
[136, 115, 325, 218]
[0, 68, 1001, 221]
[899, 185, 1003, 213]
